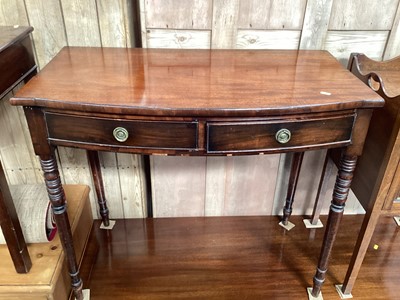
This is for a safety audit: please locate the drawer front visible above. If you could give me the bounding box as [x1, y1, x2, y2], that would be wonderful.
[0, 35, 36, 98]
[46, 113, 198, 150]
[207, 115, 355, 153]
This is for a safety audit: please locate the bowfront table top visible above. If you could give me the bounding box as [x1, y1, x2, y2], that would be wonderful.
[13, 47, 382, 116]
[10, 47, 384, 300]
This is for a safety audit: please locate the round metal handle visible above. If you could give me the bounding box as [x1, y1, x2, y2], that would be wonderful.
[275, 128, 291, 144]
[113, 127, 129, 142]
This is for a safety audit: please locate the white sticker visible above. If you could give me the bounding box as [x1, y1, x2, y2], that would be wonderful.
[320, 91, 331, 96]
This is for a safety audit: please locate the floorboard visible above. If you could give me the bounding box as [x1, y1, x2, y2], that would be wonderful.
[86, 215, 400, 299]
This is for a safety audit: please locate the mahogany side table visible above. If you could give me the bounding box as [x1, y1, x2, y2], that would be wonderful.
[11, 48, 384, 299]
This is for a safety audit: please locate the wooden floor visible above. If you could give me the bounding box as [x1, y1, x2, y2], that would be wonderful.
[85, 215, 400, 299]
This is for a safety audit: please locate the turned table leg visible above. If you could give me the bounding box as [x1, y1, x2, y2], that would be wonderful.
[40, 155, 83, 300]
[311, 155, 357, 297]
[87, 150, 110, 226]
[282, 152, 304, 225]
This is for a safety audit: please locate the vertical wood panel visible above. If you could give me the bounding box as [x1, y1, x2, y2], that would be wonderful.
[0, 0, 29, 26]
[97, 0, 134, 48]
[238, 0, 307, 30]
[384, 1, 400, 59]
[145, 0, 212, 29]
[329, 0, 398, 30]
[0, 92, 39, 185]
[60, 0, 101, 46]
[24, 0, 67, 68]
[299, 0, 333, 50]
[117, 153, 147, 218]
[139, 0, 148, 48]
[151, 156, 206, 217]
[99, 152, 125, 219]
[211, 0, 240, 49]
[205, 155, 280, 216]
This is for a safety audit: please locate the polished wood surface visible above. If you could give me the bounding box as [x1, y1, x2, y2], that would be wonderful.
[12, 48, 382, 116]
[10, 48, 384, 298]
[0, 26, 36, 99]
[86, 215, 400, 300]
[0, 25, 37, 273]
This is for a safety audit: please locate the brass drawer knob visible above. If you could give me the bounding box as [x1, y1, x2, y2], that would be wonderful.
[275, 128, 291, 144]
[113, 127, 129, 142]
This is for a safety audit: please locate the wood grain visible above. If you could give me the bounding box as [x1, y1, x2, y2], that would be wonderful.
[299, 0, 333, 50]
[144, 0, 212, 30]
[146, 29, 211, 49]
[60, 0, 101, 47]
[323, 31, 388, 65]
[151, 156, 206, 217]
[86, 215, 400, 299]
[236, 30, 300, 49]
[211, 0, 239, 49]
[12, 48, 383, 116]
[384, 0, 400, 59]
[237, 0, 307, 30]
[0, 0, 29, 26]
[24, 0, 67, 68]
[97, 0, 134, 48]
[329, 0, 398, 30]
[205, 155, 280, 216]
[0, 92, 39, 184]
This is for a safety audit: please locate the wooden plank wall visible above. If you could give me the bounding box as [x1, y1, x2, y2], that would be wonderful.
[1, 0, 400, 219]
[141, 0, 400, 217]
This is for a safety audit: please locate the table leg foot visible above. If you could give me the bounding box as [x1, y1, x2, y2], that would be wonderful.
[335, 284, 353, 299]
[307, 287, 324, 300]
[303, 218, 324, 229]
[278, 220, 295, 231]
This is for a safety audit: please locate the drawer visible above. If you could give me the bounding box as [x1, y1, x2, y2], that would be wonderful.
[46, 113, 198, 150]
[0, 34, 36, 99]
[206, 115, 355, 153]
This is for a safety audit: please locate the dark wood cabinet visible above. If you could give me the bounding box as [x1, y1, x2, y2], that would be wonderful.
[0, 26, 37, 273]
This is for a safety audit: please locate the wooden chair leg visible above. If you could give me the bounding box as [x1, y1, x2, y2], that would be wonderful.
[282, 152, 304, 225]
[310, 150, 334, 225]
[0, 161, 32, 273]
[87, 150, 110, 226]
